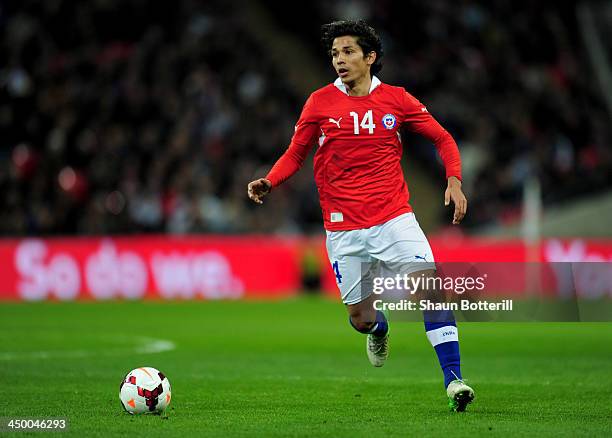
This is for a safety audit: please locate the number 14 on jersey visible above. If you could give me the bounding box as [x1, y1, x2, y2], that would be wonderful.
[350, 110, 376, 135]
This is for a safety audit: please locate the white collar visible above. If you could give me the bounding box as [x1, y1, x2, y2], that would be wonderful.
[333, 75, 381, 95]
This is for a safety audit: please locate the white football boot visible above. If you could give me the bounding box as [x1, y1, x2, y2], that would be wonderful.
[366, 333, 389, 367]
[446, 379, 475, 412]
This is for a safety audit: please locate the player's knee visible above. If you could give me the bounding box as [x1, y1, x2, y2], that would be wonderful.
[348, 313, 376, 333]
[347, 299, 377, 333]
[350, 318, 375, 333]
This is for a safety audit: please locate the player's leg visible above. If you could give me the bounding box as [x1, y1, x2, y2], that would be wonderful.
[326, 230, 390, 367]
[411, 268, 474, 412]
[347, 292, 389, 367]
[365, 212, 474, 410]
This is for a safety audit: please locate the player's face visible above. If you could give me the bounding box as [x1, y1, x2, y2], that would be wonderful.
[331, 36, 375, 84]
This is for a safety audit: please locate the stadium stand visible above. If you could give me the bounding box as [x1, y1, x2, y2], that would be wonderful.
[1, 0, 610, 236]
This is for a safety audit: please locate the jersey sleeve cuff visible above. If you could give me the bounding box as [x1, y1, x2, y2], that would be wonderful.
[264, 174, 277, 188]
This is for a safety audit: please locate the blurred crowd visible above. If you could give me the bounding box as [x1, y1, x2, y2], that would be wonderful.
[1, 0, 611, 236]
[1, 0, 314, 236]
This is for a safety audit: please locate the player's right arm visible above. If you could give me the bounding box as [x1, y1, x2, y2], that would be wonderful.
[247, 94, 319, 204]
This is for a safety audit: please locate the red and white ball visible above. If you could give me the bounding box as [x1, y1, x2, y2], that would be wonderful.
[119, 367, 171, 414]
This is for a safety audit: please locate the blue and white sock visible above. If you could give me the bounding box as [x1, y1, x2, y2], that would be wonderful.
[424, 311, 462, 388]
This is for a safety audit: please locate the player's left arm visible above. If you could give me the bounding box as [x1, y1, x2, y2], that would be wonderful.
[401, 91, 467, 224]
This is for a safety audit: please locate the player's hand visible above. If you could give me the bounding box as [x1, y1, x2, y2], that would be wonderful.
[247, 178, 272, 204]
[444, 176, 467, 225]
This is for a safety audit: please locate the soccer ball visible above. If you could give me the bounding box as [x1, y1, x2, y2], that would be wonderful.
[119, 367, 171, 414]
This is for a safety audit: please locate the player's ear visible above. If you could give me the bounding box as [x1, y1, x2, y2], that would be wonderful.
[365, 51, 376, 66]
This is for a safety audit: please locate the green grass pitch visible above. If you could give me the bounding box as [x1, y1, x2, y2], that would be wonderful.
[1, 297, 611, 437]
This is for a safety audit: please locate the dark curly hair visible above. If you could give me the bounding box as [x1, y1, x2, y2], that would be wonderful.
[321, 20, 383, 75]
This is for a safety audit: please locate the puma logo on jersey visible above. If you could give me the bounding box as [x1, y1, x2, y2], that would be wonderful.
[328, 117, 342, 128]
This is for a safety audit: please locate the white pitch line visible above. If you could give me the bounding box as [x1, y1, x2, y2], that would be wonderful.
[134, 337, 176, 354]
[0, 336, 175, 361]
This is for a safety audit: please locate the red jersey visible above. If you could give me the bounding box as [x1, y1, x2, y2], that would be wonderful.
[266, 77, 461, 231]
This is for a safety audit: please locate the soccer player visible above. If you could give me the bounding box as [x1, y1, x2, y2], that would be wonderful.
[247, 20, 474, 411]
